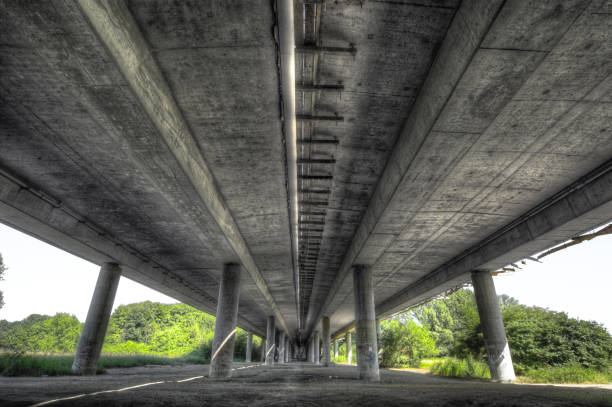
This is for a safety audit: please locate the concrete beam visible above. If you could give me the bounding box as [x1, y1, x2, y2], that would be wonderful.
[305, 0, 506, 337]
[0, 169, 265, 337]
[76, 0, 289, 334]
[72, 263, 121, 375]
[377, 159, 612, 317]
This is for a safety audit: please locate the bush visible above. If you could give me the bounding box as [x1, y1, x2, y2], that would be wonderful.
[519, 364, 612, 384]
[380, 319, 437, 368]
[429, 357, 490, 380]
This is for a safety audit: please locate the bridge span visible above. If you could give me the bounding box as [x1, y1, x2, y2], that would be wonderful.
[1, 0, 611, 383]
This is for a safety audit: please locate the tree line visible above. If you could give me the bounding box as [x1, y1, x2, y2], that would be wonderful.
[1, 289, 610, 378]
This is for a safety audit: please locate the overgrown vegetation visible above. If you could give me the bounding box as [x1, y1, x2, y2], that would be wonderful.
[0, 301, 263, 376]
[1, 287, 610, 383]
[0, 353, 208, 377]
[379, 319, 436, 368]
[429, 357, 490, 380]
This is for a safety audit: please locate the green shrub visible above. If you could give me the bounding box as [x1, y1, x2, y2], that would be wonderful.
[380, 319, 437, 368]
[429, 357, 490, 379]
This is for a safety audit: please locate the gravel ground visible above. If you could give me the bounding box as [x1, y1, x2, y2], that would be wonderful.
[0, 362, 610, 407]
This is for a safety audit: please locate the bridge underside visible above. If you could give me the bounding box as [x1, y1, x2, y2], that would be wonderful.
[1, 0, 611, 350]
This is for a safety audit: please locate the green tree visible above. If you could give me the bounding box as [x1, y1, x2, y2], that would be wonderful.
[0, 252, 6, 310]
[380, 318, 437, 368]
[411, 289, 479, 355]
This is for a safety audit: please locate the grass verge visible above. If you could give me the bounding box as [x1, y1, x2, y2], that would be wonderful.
[429, 357, 491, 380]
[517, 364, 612, 384]
[0, 353, 209, 377]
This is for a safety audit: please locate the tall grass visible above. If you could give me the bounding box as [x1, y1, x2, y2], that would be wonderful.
[518, 364, 612, 384]
[429, 357, 491, 380]
[0, 352, 209, 377]
[429, 357, 612, 384]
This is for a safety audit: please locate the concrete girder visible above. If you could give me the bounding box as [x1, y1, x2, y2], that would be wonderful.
[0, 169, 265, 336]
[304, 0, 507, 338]
[309, 0, 612, 339]
[376, 160, 612, 318]
[76, 0, 289, 334]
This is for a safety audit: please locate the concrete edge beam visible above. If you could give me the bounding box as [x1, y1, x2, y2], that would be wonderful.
[376, 160, 612, 318]
[76, 0, 289, 334]
[0, 170, 265, 337]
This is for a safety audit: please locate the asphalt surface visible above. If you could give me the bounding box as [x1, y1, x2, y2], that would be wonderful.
[1, 363, 611, 406]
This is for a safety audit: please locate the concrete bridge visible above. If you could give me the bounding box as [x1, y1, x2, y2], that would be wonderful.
[1, 0, 611, 384]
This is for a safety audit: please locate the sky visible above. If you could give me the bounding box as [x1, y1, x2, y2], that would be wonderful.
[0, 222, 611, 332]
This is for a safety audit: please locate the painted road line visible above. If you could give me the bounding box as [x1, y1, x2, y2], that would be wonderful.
[29, 381, 165, 407]
[176, 375, 204, 383]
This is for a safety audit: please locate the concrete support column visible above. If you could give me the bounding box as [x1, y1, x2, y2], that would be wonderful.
[333, 339, 338, 360]
[353, 265, 379, 381]
[308, 339, 313, 362]
[321, 317, 331, 366]
[246, 332, 253, 363]
[72, 263, 121, 375]
[261, 339, 266, 363]
[278, 331, 285, 364]
[209, 263, 241, 379]
[284, 336, 289, 362]
[265, 316, 275, 365]
[376, 318, 382, 356]
[313, 330, 320, 364]
[345, 332, 352, 364]
[471, 270, 516, 382]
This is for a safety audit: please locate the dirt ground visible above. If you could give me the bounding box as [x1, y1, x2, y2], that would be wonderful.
[0, 362, 610, 407]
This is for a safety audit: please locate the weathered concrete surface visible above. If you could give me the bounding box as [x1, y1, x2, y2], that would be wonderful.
[209, 263, 241, 379]
[0, 0, 611, 350]
[472, 270, 516, 382]
[1, 364, 610, 407]
[0, 0, 292, 337]
[307, 0, 612, 339]
[72, 263, 121, 375]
